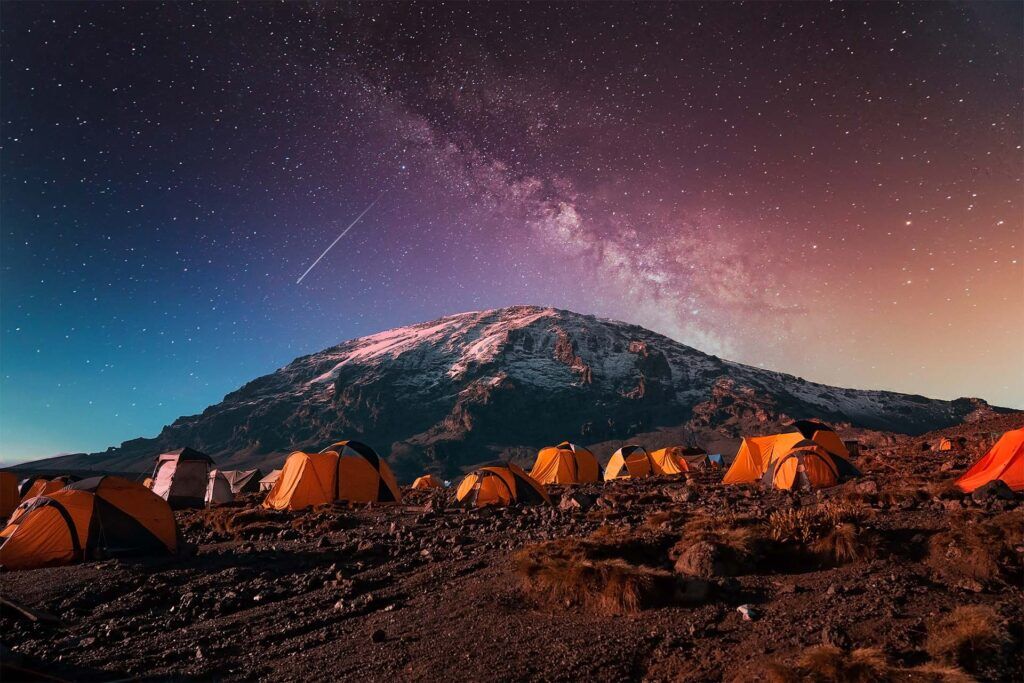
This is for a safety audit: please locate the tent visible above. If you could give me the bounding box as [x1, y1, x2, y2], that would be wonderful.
[142, 477, 154, 489]
[956, 428, 1024, 493]
[760, 439, 861, 491]
[529, 442, 601, 484]
[150, 447, 214, 509]
[456, 462, 550, 508]
[263, 452, 336, 511]
[411, 474, 444, 490]
[259, 469, 281, 492]
[936, 437, 955, 452]
[604, 445, 656, 480]
[708, 454, 725, 468]
[723, 421, 852, 485]
[648, 447, 690, 476]
[321, 441, 401, 504]
[221, 469, 262, 495]
[263, 441, 402, 510]
[678, 446, 712, 470]
[0, 472, 19, 521]
[0, 476, 178, 571]
[205, 470, 234, 505]
[18, 475, 78, 504]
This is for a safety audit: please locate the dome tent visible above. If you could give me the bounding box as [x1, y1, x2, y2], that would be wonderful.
[18, 475, 79, 504]
[956, 428, 1024, 493]
[760, 439, 860, 491]
[456, 462, 550, 508]
[723, 421, 853, 486]
[0, 472, 19, 521]
[263, 440, 401, 511]
[0, 476, 178, 571]
[150, 447, 214, 509]
[529, 442, 602, 484]
[411, 474, 444, 490]
[604, 445, 656, 480]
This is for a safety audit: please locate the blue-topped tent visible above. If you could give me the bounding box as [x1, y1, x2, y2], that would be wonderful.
[707, 454, 725, 467]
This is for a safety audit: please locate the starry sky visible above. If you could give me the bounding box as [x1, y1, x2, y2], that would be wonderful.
[2, 2, 1021, 462]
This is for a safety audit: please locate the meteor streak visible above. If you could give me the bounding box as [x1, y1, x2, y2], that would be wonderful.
[296, 193, 383, 284]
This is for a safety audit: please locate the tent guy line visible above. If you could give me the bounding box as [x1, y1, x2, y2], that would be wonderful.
[295, 192, 384, 285]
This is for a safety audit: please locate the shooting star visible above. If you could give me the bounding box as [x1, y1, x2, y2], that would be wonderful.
[296, 193, 384, 284]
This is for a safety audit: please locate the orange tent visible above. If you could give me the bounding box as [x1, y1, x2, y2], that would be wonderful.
[760, 439, 860, 491]
[648, 447, 690, 475]
[0, 476, 178, 571]
[19, 476, 77, 504]
[456, 463, 550, 508]
[263, 451, 337, 510]
[529, 442, 601, 484]
[411, 474, 444, 490]
[0, 472, 19, 520]
[604, 445, 656, 480]
[263, 440, 402, 510]
[936, 437, 954, 452]
[723, 421, 852, 485]
[956, 428, 1024, 493]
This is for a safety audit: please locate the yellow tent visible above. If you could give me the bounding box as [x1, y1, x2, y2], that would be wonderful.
[529, 442, 601, 484]
[456, 463, 550, 508]
[648, 447, 690, 475]
[411, 474, 443, 490]
[604, 445, 655, 480]
[723, 421, 852, 485]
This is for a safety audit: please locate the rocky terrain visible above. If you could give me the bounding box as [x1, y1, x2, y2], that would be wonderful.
[18, 306, 1012, 482]
[2, 413, 1021, 682]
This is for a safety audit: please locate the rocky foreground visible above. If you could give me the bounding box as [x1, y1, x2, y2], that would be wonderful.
[2, 414, 1022, 682]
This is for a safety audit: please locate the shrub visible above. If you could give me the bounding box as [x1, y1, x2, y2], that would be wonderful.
[515, 536, 678, 614]
[925, 605, 1011, 675]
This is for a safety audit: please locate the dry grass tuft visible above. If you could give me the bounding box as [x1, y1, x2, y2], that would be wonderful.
[765, 646, 975, 682]
[768, 502, 876, 566]
[898, 664, 976, 682]
[767, 646, 891, 682]
[927, 509, 1023, 588]
[670, 513, 768, 577]
[812, 524, 873, 565]
[515, 536, 678, 614]
[925, 605, 1011, 674]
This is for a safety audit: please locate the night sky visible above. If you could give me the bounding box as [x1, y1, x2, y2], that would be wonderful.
[2, 2, 1021, 462]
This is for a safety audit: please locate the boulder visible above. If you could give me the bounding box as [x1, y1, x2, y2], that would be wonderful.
[971, 479, 1016, 503]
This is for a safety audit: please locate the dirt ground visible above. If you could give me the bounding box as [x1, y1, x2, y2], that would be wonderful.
[2, 415, 1022, 682]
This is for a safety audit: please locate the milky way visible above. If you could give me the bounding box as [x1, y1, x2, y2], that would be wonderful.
[1, 2, 1021, 460]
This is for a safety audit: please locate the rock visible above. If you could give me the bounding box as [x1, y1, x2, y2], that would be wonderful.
[370, 629, 386, 643]
[941, 499, 962, 511]
[855, 480, 879, 495]
[558, 492, 597, 512]
[971, 479, 1016, 503]
[777, 582, 798, 595]
[821, 624, 851, 649]
[195, 646, 204, 660]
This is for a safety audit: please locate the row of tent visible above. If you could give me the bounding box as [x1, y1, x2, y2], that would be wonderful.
[0, 426, 1020, 572]
[143, 447, 263, 509]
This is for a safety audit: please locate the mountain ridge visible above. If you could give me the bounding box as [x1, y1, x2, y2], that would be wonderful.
[15, 305, 1010, 480]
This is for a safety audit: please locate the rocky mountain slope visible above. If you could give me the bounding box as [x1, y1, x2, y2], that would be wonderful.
[20, 306, 1008, 480]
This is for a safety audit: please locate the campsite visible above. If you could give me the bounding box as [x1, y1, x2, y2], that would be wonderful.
[1, 412, 1021, 681]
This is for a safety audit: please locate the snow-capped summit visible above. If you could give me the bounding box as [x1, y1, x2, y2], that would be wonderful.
[26, 306, 1006, 479]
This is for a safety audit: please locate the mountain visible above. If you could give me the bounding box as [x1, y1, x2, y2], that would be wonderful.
[18, 306, 1009, 481]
